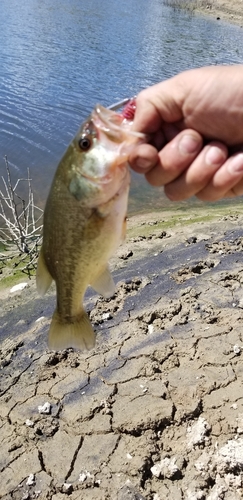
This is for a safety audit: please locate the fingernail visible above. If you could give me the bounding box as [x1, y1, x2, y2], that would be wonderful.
[135, 158, 152, 170]
[179, 134, 200, 155]
[205, 146, 226, 166]
[227, 154, 243, 174]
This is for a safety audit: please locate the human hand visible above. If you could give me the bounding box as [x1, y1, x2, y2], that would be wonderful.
[129, 65, 243, 201]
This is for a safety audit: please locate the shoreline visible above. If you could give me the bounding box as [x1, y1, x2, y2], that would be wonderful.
[190, 0, 243, 26]
[164, 0, 243, 26]
[1, 201, 243, 292]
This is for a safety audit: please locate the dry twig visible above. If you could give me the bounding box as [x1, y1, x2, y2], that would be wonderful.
[0, 156, 43, 276]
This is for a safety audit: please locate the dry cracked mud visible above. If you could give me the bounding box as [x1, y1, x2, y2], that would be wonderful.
[1, 207, 243, 500]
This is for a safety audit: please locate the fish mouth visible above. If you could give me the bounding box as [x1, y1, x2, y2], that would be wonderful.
[91, 104, 146, 142]
[77, 104, 145, 187]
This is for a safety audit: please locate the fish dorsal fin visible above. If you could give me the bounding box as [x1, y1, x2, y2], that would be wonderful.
[48, 309, 95, 351]
[90, 266, 115, 299]
[36, 247, 53, 296]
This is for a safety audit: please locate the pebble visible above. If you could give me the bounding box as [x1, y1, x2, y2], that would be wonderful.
[63, 483, 73, 493]
[102, 312, 112, 320]
[233, 345, 241, 355]
[35, 316, 45, 323]
[26, 474, 35, 486]
[10, 283, 27, 293]
[151, 456, 179, 479]
[25, 419, 34, 427]
[78, 470, 94, 483]
[187, 417, 211, 449]
[148, 324, 154, 334]
[38, 402, 51, 414]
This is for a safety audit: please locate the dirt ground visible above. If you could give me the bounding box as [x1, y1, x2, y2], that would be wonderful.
[194, 0, 243, 26]
[1, 203, 243, 500]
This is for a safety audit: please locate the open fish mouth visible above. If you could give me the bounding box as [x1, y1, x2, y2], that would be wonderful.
[91, 104, 146, 142]
[75, 100, 146, 187]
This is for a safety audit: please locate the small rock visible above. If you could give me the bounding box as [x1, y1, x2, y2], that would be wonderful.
[238, 298, 243, 309]
[35, 316, 45, 323]
[186, 236, 197, 244]
[38, 402, 51, 414]
[62, 483, 73, 493]
[187, 417, 211, 450]
[119, 250, 133, 260]
[151, 456, 180, 479]
[157, 231, 167, 239]
[79, 472, 87, 483]
[148, 324, 154, 334]
[233, 344, 241, 355]
[26, 474, 35, 486]
[78, 470, 94, 483]
[102, 312, 112, 320]
[216, 438, 243, 473]
[10, 282, 28, 293]
[25, 419, 34, 427]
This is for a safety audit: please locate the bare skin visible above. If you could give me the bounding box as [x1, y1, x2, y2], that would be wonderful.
[129, 65, 243, 201]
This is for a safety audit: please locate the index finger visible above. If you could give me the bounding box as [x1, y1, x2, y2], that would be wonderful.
[133, 80, 184, 134]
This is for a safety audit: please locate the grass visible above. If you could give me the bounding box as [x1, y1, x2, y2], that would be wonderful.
[0, 270, 27, 290]
[127, 203, 243, 239]
[0, 250, 37, 289]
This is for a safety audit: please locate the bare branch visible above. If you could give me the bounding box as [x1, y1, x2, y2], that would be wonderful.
[0, 157, 43, 273]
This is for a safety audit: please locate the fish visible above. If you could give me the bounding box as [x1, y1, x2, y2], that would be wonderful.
[36, 101, 145, 351]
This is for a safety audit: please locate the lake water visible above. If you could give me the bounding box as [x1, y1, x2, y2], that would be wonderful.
[1, 0, 243, 213]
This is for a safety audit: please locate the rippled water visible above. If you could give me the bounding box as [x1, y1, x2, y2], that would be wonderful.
[1, 0, 243, 212]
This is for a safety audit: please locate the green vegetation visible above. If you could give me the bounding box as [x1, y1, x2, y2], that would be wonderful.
[127, 203, 243, 239]
[0, 269, 26, 289]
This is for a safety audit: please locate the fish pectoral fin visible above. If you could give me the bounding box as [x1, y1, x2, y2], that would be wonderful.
[48, 309, 96, 351]
[121, 215, 127, 242]
[90, 266, 115, 298]
[36, 247, 53, 296]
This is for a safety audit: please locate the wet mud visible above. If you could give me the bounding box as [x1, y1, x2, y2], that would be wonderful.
[1, 210, 243, 499]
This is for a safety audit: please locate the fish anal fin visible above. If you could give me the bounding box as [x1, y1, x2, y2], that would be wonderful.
[48, 309, 95, 351]
[36, 247, 53, 296]
[90, 266, 115, 298]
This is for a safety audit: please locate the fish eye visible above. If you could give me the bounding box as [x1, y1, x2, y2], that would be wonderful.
[78, 137, 92, 151]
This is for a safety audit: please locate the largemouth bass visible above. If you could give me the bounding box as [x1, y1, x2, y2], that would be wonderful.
[36, 102, 144, 351]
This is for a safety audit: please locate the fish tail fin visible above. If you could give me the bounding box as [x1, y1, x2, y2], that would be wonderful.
[48, 309, 96, 351]
[36, 246, 53, 296]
